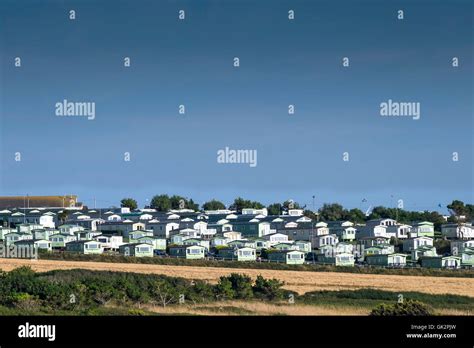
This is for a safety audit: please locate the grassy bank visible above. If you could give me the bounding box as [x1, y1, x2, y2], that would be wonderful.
[300, 289, 474, 313]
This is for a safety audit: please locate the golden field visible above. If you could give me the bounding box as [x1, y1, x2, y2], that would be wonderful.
[1, 258, 473, 298]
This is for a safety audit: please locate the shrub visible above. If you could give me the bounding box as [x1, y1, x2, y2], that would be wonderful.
[186, 280, 214, 303]
[225, 273, 254, 299]
[214, 277, 235, 300]
[370, 300, 433, 316]
[252, 275, 285, 300]
[9, 293, 40, 311]
[128, 309, 146, 316]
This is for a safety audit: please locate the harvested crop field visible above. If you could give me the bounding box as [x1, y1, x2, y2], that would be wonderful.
[1, 258, 473, 297]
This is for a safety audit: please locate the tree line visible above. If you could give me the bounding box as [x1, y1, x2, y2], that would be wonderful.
[119, 196, 473, 227]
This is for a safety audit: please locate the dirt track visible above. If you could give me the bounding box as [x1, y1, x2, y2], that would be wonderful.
[1, 258, 473, 297]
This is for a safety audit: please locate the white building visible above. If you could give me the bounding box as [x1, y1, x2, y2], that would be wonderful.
[386, 224, 411, 239]
[262, 232, 289, 246]
[450, 240, 474, 254]
[58, 224, 85, 235]
[403, 236, 434, 252]
[146, 221, 179, 238]
[39, 215, 55, 229]
[241, 208, 268, 216]
[94, 235, 124, 250]
[313, 234, 339, 248]
[356, 224, 388, 239]
[441, 223, 474, 239]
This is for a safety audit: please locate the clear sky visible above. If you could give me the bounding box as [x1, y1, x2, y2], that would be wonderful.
[0, 0, 472, 212]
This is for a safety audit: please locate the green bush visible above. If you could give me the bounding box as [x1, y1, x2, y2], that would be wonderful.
[214, 277, 235, 300]
[9, 293, 40, 311]
[226, 273, 254, 299]
[252, 275, 285, 300]
[370, 300, 433, 316]
[0, 267, 218, 313]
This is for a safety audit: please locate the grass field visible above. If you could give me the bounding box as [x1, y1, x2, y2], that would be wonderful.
[40, 252, 474, 278]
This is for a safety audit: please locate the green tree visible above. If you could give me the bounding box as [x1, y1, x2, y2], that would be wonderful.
[226, 273, 253, 299]
[186, 280, 214, 303]
[214, 277, 235, 300]
[303, 210, 317, 220]
[170, 195, 185, 210]
[87, 280, 117, 306]
[267, 203, 282, 215]
[424, 211, 446, 231]
[168, 195, 199, 211]
[187, 199, 199, 211]
[465, 204, 474, 220]
[203, 199, 226, 211]
[150, 195, 171, 211]
[319, 203, 345, 221]
[368, 206, 395, 220]
[447, 200, 472, 220]
[120, 198, 137, 210]
[346, 208, 366, 223]
[252, 275, 285, 300]
[434, 239, 451, 255]
[230, 197, 264, 212]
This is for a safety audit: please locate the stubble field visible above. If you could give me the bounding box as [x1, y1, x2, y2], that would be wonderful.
[1, 258, 473, 298]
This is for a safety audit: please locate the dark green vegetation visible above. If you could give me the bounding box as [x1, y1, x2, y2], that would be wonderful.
[370, 300, 433, 316]
[139, 194, 473, 227]
[434, 239, 451, 255]
[149, 194, 199, 211]
[120, 198, 138, 210]
[229, 197, 265, 212]
[0, 267, 289, 315]
[314, 200, 473, 229]
[202, 199, 226, 211]
[0, 267, 471, 316]
[40, 252, 474, 278]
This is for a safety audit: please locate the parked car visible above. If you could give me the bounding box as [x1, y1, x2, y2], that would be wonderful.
[154, 250, 167, 256]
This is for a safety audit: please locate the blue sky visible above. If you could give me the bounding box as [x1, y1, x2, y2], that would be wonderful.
[0, 0, 472, 211]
